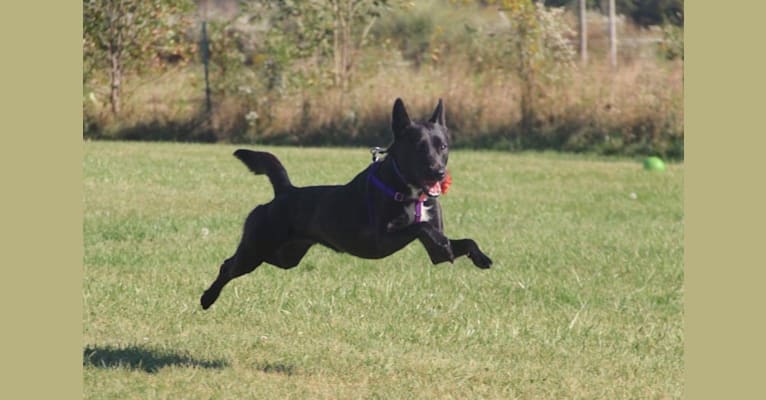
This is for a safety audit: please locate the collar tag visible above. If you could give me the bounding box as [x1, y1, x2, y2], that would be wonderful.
[370, 147, 387, 162]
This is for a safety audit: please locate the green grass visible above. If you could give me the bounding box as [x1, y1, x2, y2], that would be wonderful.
[83, 141, 683, 399]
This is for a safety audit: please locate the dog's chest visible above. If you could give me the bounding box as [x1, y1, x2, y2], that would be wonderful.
[407, 201, 432, 222]
[420, 204, 433, 222]
[407, 185, 433, 223]
[385, 193, 437, 232]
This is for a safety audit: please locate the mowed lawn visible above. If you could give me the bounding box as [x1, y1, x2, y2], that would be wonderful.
[83, 141, 683, 399]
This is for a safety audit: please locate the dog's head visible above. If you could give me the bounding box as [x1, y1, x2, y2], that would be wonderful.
[388, 98, 450, 195]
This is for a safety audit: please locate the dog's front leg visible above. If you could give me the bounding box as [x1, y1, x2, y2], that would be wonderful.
[414, 224, 493, 269]
[449, 238, 493, 269]
[414, 223, 456, 264]
[370, 222, 449, 262]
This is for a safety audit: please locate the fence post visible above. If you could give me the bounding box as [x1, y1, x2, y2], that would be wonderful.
[201, 23, 212, 115]
[579, 0, 587, 64]
[608, 0, 617, 68]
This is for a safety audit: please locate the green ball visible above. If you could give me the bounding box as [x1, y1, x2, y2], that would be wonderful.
[643, 156, 666, 172]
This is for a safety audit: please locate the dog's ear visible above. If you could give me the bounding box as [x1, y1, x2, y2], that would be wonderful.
[392, 98, 411, 137]
[428, 98, 446, 127]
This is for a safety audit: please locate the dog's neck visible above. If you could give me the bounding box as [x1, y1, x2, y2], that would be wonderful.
[379, 155, 421, 198]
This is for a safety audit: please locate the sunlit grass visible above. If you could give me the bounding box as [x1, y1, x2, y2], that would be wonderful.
[84, 141, 683, 399]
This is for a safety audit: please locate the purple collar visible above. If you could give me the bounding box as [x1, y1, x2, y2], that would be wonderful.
[367, 161, 426, 224]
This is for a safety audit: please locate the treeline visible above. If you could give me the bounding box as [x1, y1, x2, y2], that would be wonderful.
[83, 0, 683, 158]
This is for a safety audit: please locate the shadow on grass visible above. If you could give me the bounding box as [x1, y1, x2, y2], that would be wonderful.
[256, 362, 296, 376]
[83, 345, 228, 374]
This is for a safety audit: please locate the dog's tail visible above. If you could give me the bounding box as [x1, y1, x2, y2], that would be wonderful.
[233, 149, 293, 197]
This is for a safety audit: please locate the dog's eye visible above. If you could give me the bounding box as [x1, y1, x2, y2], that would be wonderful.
[439, 144, 448, 151]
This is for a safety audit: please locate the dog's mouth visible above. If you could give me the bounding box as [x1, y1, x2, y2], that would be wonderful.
[421, 171, 451, 198]
[423, 180, 443, 198]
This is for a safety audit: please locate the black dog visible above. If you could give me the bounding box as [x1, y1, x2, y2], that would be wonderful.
[201, 98, 492, 309]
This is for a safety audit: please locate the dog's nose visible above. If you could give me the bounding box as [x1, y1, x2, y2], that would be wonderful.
[432, 168, 446, 181]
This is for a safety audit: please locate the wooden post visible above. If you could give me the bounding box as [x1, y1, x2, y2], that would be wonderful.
[608, 0, 617, 68]
[107, 0, 125, 116]
[332, 0, 341, 87]
[578, 0, 587, 64]
[201, 19, 212, 115]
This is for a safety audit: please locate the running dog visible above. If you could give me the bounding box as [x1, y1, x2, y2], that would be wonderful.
[201, 98, 492, 309]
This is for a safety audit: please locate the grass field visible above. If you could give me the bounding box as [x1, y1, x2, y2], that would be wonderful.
[83, 141, 683, 399]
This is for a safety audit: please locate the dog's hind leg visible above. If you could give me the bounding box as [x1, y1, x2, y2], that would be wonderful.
[200, 239, 309, 309]
[200, 205, 275, 310]
[200, 241, 263, 310]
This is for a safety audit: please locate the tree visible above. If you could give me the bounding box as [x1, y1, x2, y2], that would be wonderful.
[499, 1, 575, 136]
[83, 0, 195, 115]
[329, 0, 388, 89]
[256, 0, 388, 90]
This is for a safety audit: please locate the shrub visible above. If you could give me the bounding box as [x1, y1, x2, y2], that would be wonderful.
[83, 0, 683, 159]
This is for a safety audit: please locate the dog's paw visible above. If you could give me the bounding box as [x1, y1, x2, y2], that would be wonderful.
[468, 251, 492, 269]
[200, 289, 219, 310]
